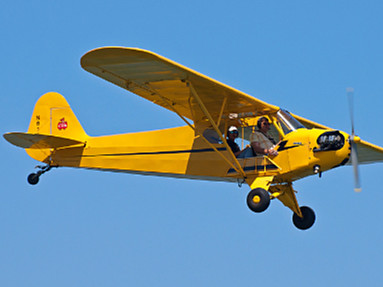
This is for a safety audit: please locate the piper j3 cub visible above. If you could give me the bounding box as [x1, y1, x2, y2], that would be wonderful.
[4, 47, 383, 230]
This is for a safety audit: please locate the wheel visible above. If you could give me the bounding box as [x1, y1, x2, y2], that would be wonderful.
[292, 206, 316, 230]
[246, 188, 270, 213]
[27, 173, 39, 185]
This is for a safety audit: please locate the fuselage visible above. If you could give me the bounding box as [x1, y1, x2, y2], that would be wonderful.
[26, 124, 351, 185]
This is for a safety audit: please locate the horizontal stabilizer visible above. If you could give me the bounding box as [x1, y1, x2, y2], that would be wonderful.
[3, 132, 85, 149]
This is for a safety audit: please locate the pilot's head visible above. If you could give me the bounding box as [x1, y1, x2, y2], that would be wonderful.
[227, 126, 239, 139]
[257, 117, 271, 132]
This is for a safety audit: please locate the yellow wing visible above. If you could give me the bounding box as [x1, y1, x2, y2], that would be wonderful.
[81, 47, 333, 131]
[292, 114, 330, 130]
[81, 47, 281, 123]
[355, 140, 383, 164]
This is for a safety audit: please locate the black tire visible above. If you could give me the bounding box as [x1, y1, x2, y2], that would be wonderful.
[246, 188, 270, 213]
[292, 206, 316, 230]
[27, 173, 39, 185]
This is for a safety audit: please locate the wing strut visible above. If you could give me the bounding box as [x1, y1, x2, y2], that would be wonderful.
[132, 81, 244, 178]
[155, 91, 246, 177]
[187, 82, 246, 178]
[216, 95, 227, 127]
[119, 79, 247, 178]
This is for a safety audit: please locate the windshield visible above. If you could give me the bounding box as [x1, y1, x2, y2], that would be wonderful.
[277, 109, 305, 134]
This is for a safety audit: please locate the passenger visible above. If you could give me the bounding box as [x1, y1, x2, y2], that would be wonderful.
[250, 117, 278, 156]
[227, 126, 241, 157]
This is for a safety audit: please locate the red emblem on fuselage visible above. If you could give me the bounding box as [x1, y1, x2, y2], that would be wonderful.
[57, 118, 68, 130]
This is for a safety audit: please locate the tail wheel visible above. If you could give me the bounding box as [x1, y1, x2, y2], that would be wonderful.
[27, 173, 39, 185]
[246, 188, 270, 213]
[292, 206, 316, 230]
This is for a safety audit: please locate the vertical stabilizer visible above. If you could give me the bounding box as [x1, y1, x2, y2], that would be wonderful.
[28, 92, 87, 141]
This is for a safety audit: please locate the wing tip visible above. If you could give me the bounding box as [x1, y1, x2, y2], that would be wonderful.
[81, 46, 156, 68]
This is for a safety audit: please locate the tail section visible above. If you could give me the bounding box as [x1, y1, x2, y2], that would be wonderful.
[27, 92, 87, 140]
[4, 92, 88, 164]
[3, 132, 85, 149]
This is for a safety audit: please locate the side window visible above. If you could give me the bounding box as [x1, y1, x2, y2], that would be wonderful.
[203, 128, 222, 144]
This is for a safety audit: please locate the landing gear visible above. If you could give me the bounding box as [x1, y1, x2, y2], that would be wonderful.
[27, 173, 40, 185]
[292, 206, 316, 230]
[246, 188, 270, 213]
[246, 183, 316, 230]
[27, 164, 55, 185]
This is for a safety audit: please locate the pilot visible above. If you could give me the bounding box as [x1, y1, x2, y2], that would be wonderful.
[250, 117, 278, 156]
[227, 126, 241, 157]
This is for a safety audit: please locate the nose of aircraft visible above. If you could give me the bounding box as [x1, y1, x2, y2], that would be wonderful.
[314, 130, 345, 152]
[309, 130, 350, 174]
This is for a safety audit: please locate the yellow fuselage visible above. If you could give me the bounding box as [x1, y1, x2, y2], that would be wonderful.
[26, 125, 351, 185]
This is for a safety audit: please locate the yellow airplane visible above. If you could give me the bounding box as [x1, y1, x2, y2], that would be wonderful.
[4, 47, 383, 230]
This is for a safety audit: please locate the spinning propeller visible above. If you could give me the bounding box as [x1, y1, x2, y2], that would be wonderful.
[347, 87, 362, 192]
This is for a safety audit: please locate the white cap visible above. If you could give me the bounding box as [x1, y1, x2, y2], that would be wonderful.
[228, 126, 238, 132]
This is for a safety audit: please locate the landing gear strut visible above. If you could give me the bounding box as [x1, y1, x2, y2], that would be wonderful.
[27, 164, 55, 185]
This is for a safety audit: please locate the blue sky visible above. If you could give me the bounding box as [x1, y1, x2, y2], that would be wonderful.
[1, 1, 383, 286]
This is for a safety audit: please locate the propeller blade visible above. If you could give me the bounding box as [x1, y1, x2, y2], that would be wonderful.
[347, 87, 355, 136]
[350, 140, 361, 192]
[347, 87, 361, 192]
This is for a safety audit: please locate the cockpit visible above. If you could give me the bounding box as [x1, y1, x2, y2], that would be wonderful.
[232, 109, 306, 145]
[204, 109, 305, 158]
[203, 109, 306, 158]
